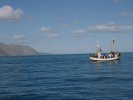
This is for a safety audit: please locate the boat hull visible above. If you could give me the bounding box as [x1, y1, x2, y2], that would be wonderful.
[90, 56, 119, 61]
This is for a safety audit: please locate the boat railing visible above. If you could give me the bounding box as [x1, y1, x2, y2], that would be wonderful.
[90, 53, 119, 59]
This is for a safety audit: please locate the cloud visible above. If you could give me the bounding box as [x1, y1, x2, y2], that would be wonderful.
[87, 22, 133, 33]
[113, 0, 121, 3]
[0, 5, 23, 22]
[121, 12, 133, 18]
[12, 34, 28, 40]
[73, 20, 80, 24]
[71, 29, 86, 37]
[40, 27, 50, 32]
[72, 29, 86, 34]
[47, 33, 61, 39]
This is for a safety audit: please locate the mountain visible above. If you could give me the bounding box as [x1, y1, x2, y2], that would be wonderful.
[0, 43, 41, 56]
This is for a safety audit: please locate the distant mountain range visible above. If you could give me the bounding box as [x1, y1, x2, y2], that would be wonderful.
[0, 43, 45, 56]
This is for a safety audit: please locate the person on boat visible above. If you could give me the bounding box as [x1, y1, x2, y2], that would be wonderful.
[109, 54, 112, 58]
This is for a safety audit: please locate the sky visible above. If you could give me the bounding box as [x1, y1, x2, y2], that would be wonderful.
[0, 0, 133, 54]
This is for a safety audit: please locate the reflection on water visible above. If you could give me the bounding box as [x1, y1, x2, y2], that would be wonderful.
[108, 60, 120, 64]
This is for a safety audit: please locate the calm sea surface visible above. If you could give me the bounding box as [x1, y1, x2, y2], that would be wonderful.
[0, 53, 133, 100]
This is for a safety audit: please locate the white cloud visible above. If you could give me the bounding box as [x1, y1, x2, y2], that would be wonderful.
[12, 34, 27, 40]
[113, 0, 121, 3]
[73, 20, 80, 24]
[47, 33, 61, 39]
[72, 29, 85, 34]
[71, 29, 86, 37]
[0, 5, 23, 22]
[40, 27, 50, 32]
[87, 22, 133, 33]
[121, 12, 133, 18]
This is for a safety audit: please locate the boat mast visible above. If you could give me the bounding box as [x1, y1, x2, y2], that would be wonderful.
[96, 41, 102, 53]
[111, 38, 116, 52]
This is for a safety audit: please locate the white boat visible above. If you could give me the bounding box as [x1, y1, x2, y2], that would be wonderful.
[90, 56, 119, 61]
[90, 39, 120, 61]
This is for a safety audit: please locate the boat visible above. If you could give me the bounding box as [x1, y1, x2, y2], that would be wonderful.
[90, 39, 120, 61]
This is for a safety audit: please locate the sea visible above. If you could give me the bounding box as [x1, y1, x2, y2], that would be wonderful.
[0, 53, 133, 100]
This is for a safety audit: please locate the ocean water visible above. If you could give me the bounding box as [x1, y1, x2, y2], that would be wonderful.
[0, 53, 133, 100]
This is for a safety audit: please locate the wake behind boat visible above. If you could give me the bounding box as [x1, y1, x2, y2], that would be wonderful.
[90, 39, 120, 61]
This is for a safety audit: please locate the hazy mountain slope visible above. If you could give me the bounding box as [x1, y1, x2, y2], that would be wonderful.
[0, 43, 41, 56]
